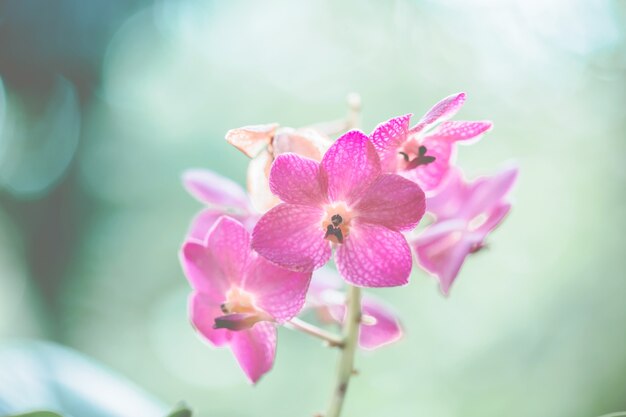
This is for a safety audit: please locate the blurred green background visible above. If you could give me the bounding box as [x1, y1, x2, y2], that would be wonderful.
[1, 0, 625, 416]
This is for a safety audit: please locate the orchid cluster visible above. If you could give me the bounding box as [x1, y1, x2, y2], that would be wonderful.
[179, 93, 517, 416]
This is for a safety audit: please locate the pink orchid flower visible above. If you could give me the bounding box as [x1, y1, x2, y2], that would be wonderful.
[182, 169, 258, 240]
[307, 268, 403, 350]
[370, 92, 492, 193]
[411, 166, 518, 294]
[226, 123, 332, 212]
[251, 130, 426, 287]
[180, 216, 312, 383]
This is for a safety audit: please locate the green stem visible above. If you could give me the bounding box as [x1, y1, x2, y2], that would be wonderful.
[286, 318, 344, 348]
[324, 285, 361, 417]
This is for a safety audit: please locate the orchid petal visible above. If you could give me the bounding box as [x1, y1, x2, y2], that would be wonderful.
[369, 114, 411, 172]
[189, 292, 231, 347]
[323, 290, 403, 350]
[412, 221, 475, 294]
[205, 216, 251, 287]
[243, 255, 312, 322]
[328, 295, 403, 350]
[230, 322, 277, 384]
[321, 130, 381, 204]
[269, 154, 327, 206]
[187, 209, 224, 241]
[411, 92, 466, 133]
[427, 120, 492, 143]
[225, 123, 278, 158]
[358, 296, 403, 350]
[272, 128, 329, 160]
[463, 167, 519, 219]
[476, 203, 511, 235]
[354, 174, 425, 231]
[180, 241, 229, 302]
[181, 216, 250, 299]
[425, 168, 468, 219]
[252, 203, 331, 272]
[182, 169, 249, 209]
[336, 222, 412, 287]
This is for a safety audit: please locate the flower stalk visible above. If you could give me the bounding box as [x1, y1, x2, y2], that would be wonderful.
[325, 284, 361, 417]
[286, 318, 344, 348]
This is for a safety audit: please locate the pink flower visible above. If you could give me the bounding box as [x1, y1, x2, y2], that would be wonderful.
[182, 169, 258, 240]
[180, 216, 312, 383]
[370, 93, 492, 193]
[251, 130, 426, 287]
[411, 166, 518, 294]
[307, 268, 403, 350]
[226, 123, 331, 212]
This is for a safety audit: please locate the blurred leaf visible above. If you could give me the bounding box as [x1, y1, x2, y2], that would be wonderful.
[0, 76, 80, 198]
[9, 412, 64, 417]
[0, 341, 166, 417]
[165, 402, 192, 417]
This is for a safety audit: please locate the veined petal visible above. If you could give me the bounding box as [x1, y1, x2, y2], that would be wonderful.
[463, 166, 518, 219]
[252, 204, 331, 272]
[187, 208, 258, 240]
[187, 209, 225, 241]
[327, 294, 403, 350]
[354, 174, 425, 231]
[243, 255, 312, 322]
[225, 123, 278, 158]
[269, 154, 327, 206]
[336, 222, 412, 287]
[189, 292, 231, 347]
[369, 114, 412, 172]
[230, 322, 277, 384]
[206, 216, 251, 288]
[180, 215, 253, 295]
[411, 92, 466, 134]
[359, 296, 403, 350]
[182, 169, 249, 210]
[427, 120, 492, 143]
[425, 168, 468, 220]
[412, 221, 475, 294]
[180, 241, 229, 302]
[321, 130, 381, 204]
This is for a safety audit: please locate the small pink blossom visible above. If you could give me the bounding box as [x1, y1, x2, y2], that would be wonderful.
[411, 166, 518, 294]
[226, 124, 332, 212]
[369, 93, 492, 193]
[307, 268, 403, 350]
[182, 169, 258, 240]
[251, 130, 426, 287]
[180, 216, 312, 383]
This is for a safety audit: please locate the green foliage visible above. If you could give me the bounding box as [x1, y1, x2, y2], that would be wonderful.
[166, 402, 192, 417]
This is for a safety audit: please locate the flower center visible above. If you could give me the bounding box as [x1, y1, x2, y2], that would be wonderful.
[220, 287, 259, 315]
[322, 202, 353, 244]
[398, 144, 436, 171]
[215, 287, 270, 331]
